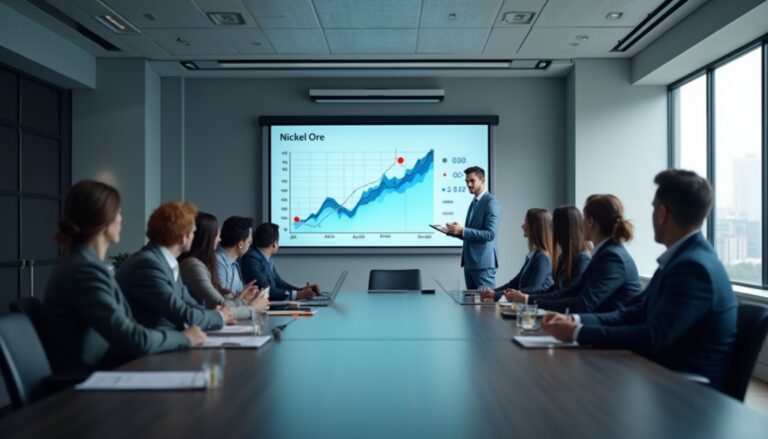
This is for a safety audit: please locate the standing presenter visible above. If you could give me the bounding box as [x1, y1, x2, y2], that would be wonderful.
[444, 166, 501, 290]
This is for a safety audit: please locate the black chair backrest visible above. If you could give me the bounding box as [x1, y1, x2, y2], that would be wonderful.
[0, 314, 53, 409]
[368, 269, 422, 290]
[727, 302, 768, 401]
[10, 297, 44, 334]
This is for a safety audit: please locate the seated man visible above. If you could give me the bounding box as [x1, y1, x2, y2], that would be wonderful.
[117, 201, 235, 331]
[240, 222, 319, 301]
[543, 170, 737, 392]
[216, 216, 253, 295]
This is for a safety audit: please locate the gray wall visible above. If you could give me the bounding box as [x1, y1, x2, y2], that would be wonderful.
[183, 77, 567, 290]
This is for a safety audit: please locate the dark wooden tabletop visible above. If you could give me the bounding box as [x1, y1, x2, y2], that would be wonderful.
[2, 291, 767, 438]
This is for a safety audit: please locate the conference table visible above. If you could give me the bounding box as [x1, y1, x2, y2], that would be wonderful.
[2, 290, 768, 438]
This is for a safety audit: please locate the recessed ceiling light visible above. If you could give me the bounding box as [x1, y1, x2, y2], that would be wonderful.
[502, 12, 535, 25]
[448, 12, 458, 20]
[575, 35, 590, 41]
[94, 13, 139, 35]
[207, 12, 245, 26]
[606, 12, 623, 20]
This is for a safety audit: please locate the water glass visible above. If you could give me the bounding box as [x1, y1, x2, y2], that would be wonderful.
[250, 308, 268, 336]
[202, 348, 226, 389]
[520, 304, 539, 330]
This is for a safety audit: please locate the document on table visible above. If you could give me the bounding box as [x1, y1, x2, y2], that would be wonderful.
[193, 335, 272, 349]
[513, 335, 583, 349]
[267, 309, 316, 316]
[75, 371, 206, 391]
[206, 325, 256, 336]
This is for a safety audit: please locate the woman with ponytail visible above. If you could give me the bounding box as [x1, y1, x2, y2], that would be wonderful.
[42, 180, 205, 375]
[506, 195, 642, 313]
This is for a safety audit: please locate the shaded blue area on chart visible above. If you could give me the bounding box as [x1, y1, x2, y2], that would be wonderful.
[296, 150, 434, 233]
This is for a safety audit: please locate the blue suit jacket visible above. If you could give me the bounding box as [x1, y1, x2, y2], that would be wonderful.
[116, 243, 224, 331]
[531, 240, 642, 313]
[578, 233, 737, 391]
[240, 248, 299, 301]
[494, 249, 554, 300]
[527, 251, 591, 296]
[455, 192, 501, 270]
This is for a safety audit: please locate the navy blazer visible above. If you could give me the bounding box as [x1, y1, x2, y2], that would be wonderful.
[531, 240, 642, 313]
[454, 192, 501, 270]
[240, 248, 299, 301]
[494, 249, 554, 300]
[116, 243, 224, 331]
[577, 232, 737, 391]
[526, 251, 591, 296]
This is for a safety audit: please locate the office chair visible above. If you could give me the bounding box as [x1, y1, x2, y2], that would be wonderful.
[10, 297, 44, 336]
[0, 314, 54, 409]
[726, 302, 768, 401]
[368, 269, 422, 290]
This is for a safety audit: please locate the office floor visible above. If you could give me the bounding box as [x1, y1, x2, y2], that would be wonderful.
[746, 378, 768, 414]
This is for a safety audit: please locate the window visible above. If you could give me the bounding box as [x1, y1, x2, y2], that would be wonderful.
[670, 41, 767, 289]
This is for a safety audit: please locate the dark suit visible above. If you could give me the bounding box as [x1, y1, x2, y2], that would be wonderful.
[577, 232, 737, 392]
[526, 251, 591, 296]
[116, 242, 224, 331]
[454, 192, 501, 289]
[41, 245, 190, 374]
[494, 249, 554, 301]
[531, 240, 642, 313]
[240, 248, 299, 301]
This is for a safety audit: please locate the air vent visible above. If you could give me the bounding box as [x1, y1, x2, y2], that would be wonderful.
[501, 12, 535, 25]
[207, 12, 245, 26]
[612, 0, 689, 52]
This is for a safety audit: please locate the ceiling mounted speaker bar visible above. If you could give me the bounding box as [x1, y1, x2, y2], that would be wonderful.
[218, 60, 513, 69]
[309, 89, 445, 104]
[611, 0, 689, 52]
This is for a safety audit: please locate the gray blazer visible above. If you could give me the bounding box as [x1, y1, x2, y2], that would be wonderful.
[116, 242, 224, 331]
[41, 245, 190, 375]
[180, 257, 253, 320]
[455, 192, 501, 270]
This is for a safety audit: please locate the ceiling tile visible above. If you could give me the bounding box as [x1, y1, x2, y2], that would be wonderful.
[492, 0, 547, 26]
[192, 0, 260, 27]
[417, 28, 490, 53]
[101, 0, 212, 29]
[483, 27, 529, 54]
[314, 0, 422, 28]
[263, 28, 330, 54]
[325, 29, 418, 54]
[220, 29, 276, 54]
[420, 0, 502, 28]
[143, 29, 239, 55]
[517, 26, 633, 57]
[242, 0, 321, 28]
[536, 0, 662, 27]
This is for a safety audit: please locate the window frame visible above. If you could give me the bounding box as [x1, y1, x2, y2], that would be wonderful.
[668, 36, 768, 290]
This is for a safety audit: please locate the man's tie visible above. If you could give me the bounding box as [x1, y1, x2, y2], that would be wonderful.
[466, 198, 479, 224]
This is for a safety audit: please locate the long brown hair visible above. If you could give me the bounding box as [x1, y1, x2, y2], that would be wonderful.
[525, 208, 553, 259]
[56, 180, 121, 247]
[179, 212, 221, 292]
[583, 194, 633, 243]
[551, 205, 588, 283]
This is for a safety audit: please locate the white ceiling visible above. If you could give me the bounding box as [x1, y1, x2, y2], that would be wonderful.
[0, 0, 707, 63]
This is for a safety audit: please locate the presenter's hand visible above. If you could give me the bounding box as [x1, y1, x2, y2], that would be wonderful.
[182, 326, 207, 346]
[504, 289, 528, 303]
[542, 319, 577, 343]
[216, 305, 237, 325]
[446, 223, 464, 235]
[296, 287, 317, 301]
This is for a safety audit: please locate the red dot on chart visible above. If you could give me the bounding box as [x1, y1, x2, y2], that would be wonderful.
[293, 216, 300, 223]
[397, 156, 405, 164]
[443, 173, 447, 177]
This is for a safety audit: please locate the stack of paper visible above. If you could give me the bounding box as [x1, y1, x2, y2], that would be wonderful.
[513, 335, 582, 349]
[206, 325, 256, 336]
[75, 371, 206, 390]
[194, 335, 272, 349]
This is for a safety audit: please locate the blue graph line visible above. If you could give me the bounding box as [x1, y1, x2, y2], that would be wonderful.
[296, 149, 434, 228]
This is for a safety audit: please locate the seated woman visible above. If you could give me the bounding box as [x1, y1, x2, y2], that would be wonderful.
[488, 208, 554, 301]
[42, 180, 205, 375]
[504, 205, 591, 300]
[180, 212, 268, 320]
[506, 195, 642, 313]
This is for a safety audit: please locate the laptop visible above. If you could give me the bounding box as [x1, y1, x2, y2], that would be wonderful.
[432, 276, 496, 306]
[299, 270, 348, 306]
